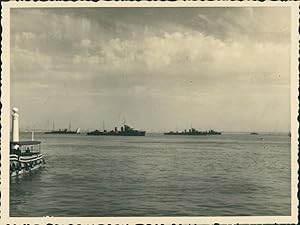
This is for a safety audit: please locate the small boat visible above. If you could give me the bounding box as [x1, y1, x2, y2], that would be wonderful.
[10, 141, 45, 177]
[10, 108, 45, 177]
[250, 132, 258, 135]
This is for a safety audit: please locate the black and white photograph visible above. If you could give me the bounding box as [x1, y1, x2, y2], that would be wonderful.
[1, 1, 298, 224]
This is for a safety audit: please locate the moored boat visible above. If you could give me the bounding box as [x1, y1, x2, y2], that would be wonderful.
[10, 108, 45, 177]
[10, 141, 45, 177]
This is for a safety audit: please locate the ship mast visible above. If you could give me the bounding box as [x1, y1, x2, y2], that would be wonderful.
[123, 116, 126, 126]
[12, 108, 19, 142]
[102, 121, 105, 131]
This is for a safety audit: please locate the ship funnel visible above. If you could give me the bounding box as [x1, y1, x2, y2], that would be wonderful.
[12, 107, 19, 142]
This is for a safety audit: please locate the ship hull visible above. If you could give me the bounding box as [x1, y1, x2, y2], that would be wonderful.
[10, 154, 45, 177]
[87, 131, 146, 136]
[44, 131, 77, 134]
[164, 132, 221, 135]
[87, 124, 146, 136]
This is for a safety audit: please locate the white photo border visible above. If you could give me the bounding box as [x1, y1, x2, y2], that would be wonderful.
[1, 1, 299, 224]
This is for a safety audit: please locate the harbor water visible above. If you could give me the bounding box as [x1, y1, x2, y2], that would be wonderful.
[10, 132, 291, 217]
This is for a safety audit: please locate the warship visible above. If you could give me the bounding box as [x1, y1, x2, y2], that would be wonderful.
[45, 128, 80, 134]
[45, 123, 80, 134]
[164, 128, 221, 135]
[10, 108, 45, 177]
[87, 124, 146, 136]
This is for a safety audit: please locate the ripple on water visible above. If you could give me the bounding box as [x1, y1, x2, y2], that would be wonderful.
[10, 133, 291, 216]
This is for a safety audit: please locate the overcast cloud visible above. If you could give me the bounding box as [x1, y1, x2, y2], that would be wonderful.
[11, 7, 291, 132]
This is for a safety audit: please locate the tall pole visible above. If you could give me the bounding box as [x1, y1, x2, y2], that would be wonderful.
[12, 108, 19, 142]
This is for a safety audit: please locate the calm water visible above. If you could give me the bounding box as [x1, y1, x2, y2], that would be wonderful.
[10, 132, 291, 217]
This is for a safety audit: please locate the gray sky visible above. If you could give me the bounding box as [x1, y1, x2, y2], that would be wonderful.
[11, 7, 291, 132]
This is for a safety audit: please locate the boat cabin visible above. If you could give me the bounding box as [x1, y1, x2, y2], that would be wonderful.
[10, 141, 41, 156]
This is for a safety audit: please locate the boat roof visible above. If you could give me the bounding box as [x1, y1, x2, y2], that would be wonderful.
[11, 141, 41, 146]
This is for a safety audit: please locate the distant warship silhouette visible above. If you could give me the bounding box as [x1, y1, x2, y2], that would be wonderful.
[45, 123, 80, 134]
[164, 128, 221, 135]
[87, 124, 146, 136]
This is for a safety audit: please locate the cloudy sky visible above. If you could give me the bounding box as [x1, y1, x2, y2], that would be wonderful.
[11, 7, 291, 132]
